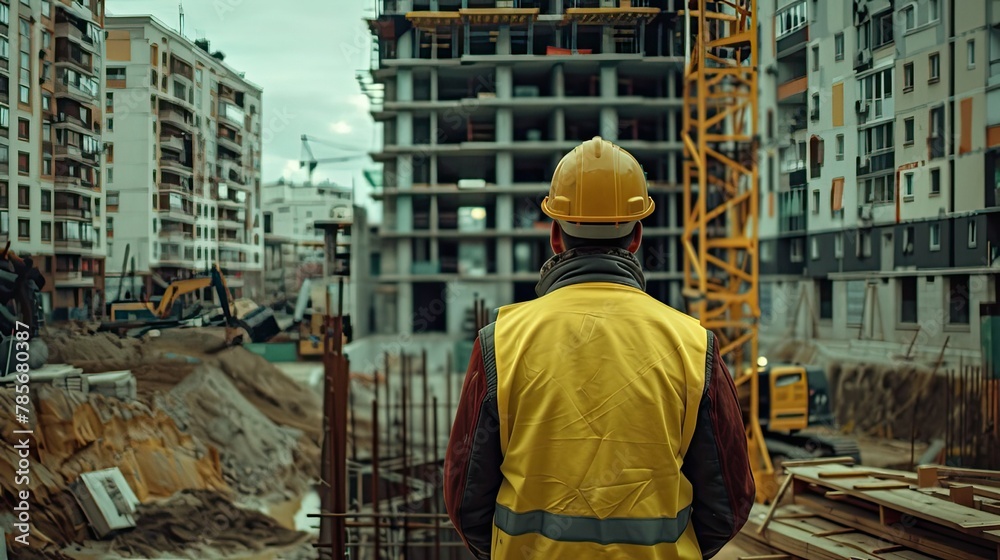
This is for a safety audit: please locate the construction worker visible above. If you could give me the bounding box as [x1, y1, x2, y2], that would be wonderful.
[445, 137, 755, 559]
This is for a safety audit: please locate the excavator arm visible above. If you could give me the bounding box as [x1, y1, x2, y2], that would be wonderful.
[153, 276, 214, 318]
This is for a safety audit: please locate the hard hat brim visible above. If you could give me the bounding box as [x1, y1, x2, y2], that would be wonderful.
[558, 220, 638, 240]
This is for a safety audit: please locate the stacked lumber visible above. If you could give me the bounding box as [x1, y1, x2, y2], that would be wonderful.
[740, 458, 1000, 559]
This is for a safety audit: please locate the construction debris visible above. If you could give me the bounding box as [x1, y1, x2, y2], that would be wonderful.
[69, 468, 140, 539]
[740, 459, 1000, 559]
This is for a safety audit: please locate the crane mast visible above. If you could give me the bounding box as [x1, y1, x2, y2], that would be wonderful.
[681, 0, 774, 501]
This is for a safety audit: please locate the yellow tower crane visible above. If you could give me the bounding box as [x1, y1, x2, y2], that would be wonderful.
[680, 0, 775, 502]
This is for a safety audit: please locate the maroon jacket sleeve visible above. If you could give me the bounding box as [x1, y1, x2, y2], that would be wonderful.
[681, 333, 756, 558]
[444, 336, 502, 560]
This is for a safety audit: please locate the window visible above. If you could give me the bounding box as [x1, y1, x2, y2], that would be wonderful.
[16, 118, 27, 140]
[902, 226, 915, 255]
[929, 0, 940, 21]
[195, 68, 203, 83]
[18, 85, 27, 104]
[856, 230, 873, 258]
[874, 11, 894, 48]
[929, 223, 941, 250]
[776, 2, 807, 38]
[790, 238, 804, 262]
[812, 190, 820, 213]
[40, 190, 50, 212]
[812, 45, 819, 72]
[811, 93, 820, 120]
[900, 277, 918, 323]
[41, 94, 49, 112]
[903, 62, 914, 91]
[904, 117, 914, 145]
[107, 216, 113, 234]
[107, 167, 113, 183]
[40, 222, 50, 241]
[19, 18, 28, 39]
[17, 185, 28, 208]
[810, 237, 820, 260]
[968, 220, 978, 248]
[833, 232, 844, 258]
[819, 279, 833, 319]
[929, 53, 940, 81]
[836, 134, 845, 160]
[106, 92, 113, 109]
[17, 151, 27, 174]
[930, 168, 941, 195]
[106, 117, 113, 131]
[859, 68, 893, 118]
[41, 31, 50, 50]
[0, 38, 7, 60]
[107, 67, 126, 81]
[902, 5, 915, 30]
[0, 105, 10, 129]
[968, 40, 975, 69]
[949, 275, 970, 325]
[0, 4, 7, 25]
[835, 33, 844, 60]
[41, 1, 50, 17]
[17, 219, 28, 239]
[903, 173, 914, 198]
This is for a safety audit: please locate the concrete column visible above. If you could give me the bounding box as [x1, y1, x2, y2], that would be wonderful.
[496, 64, 513, 99]
[496, 151, 513, 188]
[552, 109, 565, 142]
[553, 63, 565, 97]
[666, 109, 677, 142]
[399, 28, 414, 59]
[667, 191, 677, 229]
[602, 25, 615, 54]
[497, 108, 513, 144]
[498, 25, 511, 56]
[398, 70, 413, 102]
[600, 64, 617, 139]
[430, 67, 439, 100]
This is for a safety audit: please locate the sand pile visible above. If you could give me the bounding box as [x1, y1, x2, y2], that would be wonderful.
[0, 386, 227, 547]
[157, 365, 319, 497]
[106, 490, 308, 558]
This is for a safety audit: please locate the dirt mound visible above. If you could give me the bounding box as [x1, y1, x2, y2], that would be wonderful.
[107, 490, 308, 558]
[828, 362, 949, 440]
[157, 366, 319, 498]
[0, 386, 227, 548]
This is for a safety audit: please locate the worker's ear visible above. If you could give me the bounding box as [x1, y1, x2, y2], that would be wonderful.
[627, 222, 643, 253]
[550, 222, 566, 254]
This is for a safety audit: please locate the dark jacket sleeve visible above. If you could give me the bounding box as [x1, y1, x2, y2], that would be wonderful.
[444, 336, 502, 560]
[682, 334, 756, 558]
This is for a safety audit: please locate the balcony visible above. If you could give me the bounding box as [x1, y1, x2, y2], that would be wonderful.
[777, 26, 808, 58]
[56, 21, 98, 52]
[777, 76, 808, 103]
[857, 150, 895, 176]
[54, 270, 94, 282]
[57, 73, 99, 103]
[160, 135, 185, 153]
[54, 205, 93, 220]
[160, 156, 194, 176]
[55, 176, 97, 195]
[55, 144, 100, 165]
[170, 56, 194, 81]
[158, 230, 193, 243]
[158, 109, 195, 133]
[158, 253, 195, 267]
[157, 207, 196, 224]
[158, 182, 192, 196]
[55, 111, 97, 134]
[55, 42, 95, 77]
[54, 238, 95, 251]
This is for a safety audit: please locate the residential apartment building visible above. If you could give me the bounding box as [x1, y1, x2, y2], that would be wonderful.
[0, 0, 108, 317]
[262, 179, 352, 303]
[102, 16, 264, 300]
[759, 0, 1000, 355]
[367, 0, 690, 339]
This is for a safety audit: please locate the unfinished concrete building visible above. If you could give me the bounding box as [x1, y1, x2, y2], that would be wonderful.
[366, 0, 689, 341]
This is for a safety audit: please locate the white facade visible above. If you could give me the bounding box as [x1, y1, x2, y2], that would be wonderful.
[102, 16, 263, 298]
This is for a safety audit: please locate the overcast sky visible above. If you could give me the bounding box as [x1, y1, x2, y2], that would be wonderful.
[105, 0, 379, 211]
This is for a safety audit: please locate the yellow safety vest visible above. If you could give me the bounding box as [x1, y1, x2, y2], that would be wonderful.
[486, 282, 711, 559]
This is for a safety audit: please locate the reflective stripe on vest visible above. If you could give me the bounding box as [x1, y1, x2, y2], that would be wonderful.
[494, 504, 693, 546]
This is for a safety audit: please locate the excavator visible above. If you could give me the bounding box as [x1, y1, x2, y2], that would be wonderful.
[106, 264, 280, 346]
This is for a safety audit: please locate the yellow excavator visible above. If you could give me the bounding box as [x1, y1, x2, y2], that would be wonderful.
[106, 264, 279, 345]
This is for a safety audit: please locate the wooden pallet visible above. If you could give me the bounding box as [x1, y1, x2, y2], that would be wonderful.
[739, 460, 1000, 559]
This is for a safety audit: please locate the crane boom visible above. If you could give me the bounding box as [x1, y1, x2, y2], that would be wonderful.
[681, 0, 774, 501]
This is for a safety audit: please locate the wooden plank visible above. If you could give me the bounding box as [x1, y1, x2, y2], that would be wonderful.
[854, 482, 912, 491]
[825, 491, 850, 501]
[787, 465, 1000, 539]
[793, 492, 996, 559]
[917, 466, 939, 488]
[813, 528, 858, 537]
[758, 474, 794, 535]
[934, 466, 1000, 481]
[951, 484, 976, 508]
[781, 456, 856, 468]
[818, 470, 877, 479]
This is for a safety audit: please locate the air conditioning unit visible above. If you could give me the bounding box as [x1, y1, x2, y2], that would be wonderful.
[855, 100, 870, 114]
[859, 206, 873, 221]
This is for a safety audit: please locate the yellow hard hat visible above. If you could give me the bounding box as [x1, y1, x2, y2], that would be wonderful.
[542, 136, 654, 239]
